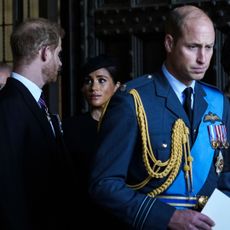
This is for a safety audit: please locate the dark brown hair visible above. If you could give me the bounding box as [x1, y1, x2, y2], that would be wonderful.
[10, 18, 64, 65]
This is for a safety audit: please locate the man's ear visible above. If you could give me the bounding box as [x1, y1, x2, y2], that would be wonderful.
[165, 34, 174, 53]
[40, 46, 51, 62]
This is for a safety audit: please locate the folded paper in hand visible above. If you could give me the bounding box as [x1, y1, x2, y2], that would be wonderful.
[201, 188, 230, 230]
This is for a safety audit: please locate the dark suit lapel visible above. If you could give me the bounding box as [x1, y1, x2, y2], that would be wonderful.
[192, 82, 208, 129]
[9, 78, 56, 143]
[155, 72, 190, 126]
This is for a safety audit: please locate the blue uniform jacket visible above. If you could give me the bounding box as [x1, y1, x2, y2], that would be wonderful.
[89, 71, 230, 230]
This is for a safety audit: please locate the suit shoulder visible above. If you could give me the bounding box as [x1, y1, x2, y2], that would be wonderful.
[119, 74, 154, 93]
[198, 81, 223, 94]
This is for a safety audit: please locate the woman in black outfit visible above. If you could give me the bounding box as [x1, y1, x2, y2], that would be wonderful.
[63, 55, 124, 229]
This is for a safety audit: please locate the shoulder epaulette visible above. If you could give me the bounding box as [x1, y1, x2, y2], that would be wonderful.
[119, 74, 153, 93]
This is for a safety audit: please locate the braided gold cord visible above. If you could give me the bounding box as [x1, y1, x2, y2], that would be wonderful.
[128, 89, 190, 196]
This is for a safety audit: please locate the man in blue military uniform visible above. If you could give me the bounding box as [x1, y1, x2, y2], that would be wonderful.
[89, 5, 230, 229]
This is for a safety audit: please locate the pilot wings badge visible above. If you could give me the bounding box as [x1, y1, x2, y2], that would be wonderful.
[204, 112, 221, 124]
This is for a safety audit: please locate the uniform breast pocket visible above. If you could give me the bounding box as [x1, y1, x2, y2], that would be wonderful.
[149, 132, 171, 162]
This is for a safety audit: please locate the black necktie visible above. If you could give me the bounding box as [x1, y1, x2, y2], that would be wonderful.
[183, 87, 193, 123]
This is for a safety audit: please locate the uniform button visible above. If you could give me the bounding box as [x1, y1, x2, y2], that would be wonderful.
[193, 129, 196, 134]
[147, 75, 152, 79]
[162, 143, 167, 148]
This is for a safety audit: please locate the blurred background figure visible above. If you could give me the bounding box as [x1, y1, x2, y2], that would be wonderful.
[0, 62, 11, 90]
[63, 54, 123, 228]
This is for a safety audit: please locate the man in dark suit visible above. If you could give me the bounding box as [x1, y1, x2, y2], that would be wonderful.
[0, 18, 76, 230]
[89, 5, 230, 229]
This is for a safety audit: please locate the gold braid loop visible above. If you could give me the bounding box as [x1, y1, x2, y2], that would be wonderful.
[127, 89, 190, 196]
